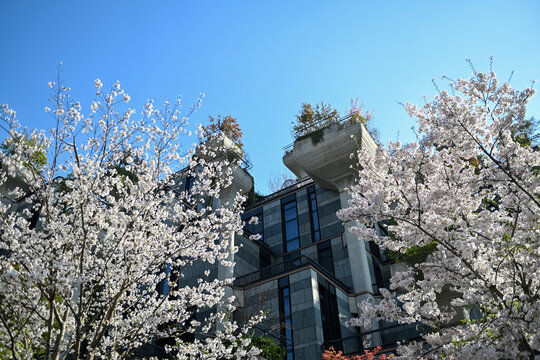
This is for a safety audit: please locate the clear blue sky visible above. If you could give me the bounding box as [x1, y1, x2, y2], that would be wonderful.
[1, 1, 539, 194]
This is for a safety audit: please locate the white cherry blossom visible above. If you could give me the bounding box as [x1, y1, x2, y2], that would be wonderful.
[339, 68, 539, 359]
[0, 80, 261, 360]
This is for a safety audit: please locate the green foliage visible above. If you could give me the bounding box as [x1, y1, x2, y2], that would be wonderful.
[247, 336, 285, 360]
[224, 334, 285, 360]
[402, 241, 438, 266]
[388, 241, 438, 267]
[111, 164, 139, 184]
[246, 188, 265, 206]
[203, 115, 244, 148]
[511, 116, 539, 148]
[296, 127, 325, 145]
[349, 112, 369, 125]
[309, 128, 325, 144]
[293, 102, 339, 138]
[1, 135, 47, 169]
[292, 100, 380, 144]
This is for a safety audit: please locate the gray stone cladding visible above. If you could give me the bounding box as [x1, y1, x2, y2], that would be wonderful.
[234, 234, 259, 278]
[289, 269, 324, 360]
[181, 261, 218, 288]
[331, 236, 353, 290]
[316, 187, 344, 239]
[234, 279, 281, 340]
[229, 183, 393, 358]
[335, 285, 360, 353]
[262, 200, 283, 255]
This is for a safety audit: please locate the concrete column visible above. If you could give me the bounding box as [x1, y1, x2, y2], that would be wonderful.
[290, 269, 324, 360]
[337, 187, 381, 347]
[337, 190, 373, 297]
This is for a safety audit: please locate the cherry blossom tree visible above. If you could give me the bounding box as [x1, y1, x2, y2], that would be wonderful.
[0, 76, 261, 359]
[338, 66, 539, 359]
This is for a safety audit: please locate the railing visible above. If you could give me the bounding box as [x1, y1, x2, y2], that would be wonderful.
[225, 148, 253, 170]
[233, 255, 352, 293]
[246, 177, 314, 208]
[283, 112, 377, 154]
[283, 113, 356, 153]
[240, 227, 276, 258]
[293, 113, 356, 139]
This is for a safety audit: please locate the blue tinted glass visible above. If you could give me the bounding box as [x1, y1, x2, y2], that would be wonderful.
[185, 176, 194, 191]
[287, 238, 299, 251]
[285, 221, 298, 239]
[318, 242, 334, 274]
[284, 205, 296, 220]
[284, 200, 295, 209]
[285, 326, 292, 339]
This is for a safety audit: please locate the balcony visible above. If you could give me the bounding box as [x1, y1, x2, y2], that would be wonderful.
[233, 255, 352, 294]
[283, 114, 377, 191]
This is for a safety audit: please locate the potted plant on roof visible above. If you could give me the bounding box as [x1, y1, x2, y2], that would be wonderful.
[283, 100, 377, 190]
[293, 102, 339, 143]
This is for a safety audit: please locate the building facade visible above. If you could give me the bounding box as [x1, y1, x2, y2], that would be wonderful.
[180, 119, 420, 359]
[0, 118, 419, 359]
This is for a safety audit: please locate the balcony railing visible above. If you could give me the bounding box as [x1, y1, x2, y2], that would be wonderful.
[283, 112, 378, 154]
[283, 113, 357, 153]
[233, 255, 352, 294]
[247, 177, 313, 209]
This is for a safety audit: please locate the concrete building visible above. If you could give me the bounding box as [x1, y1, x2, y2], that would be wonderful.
[0, 116, 419, 359]
[177, 117, 420, 359]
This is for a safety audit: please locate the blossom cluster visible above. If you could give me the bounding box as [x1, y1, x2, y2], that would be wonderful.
[0, 79, 260, 359]
[338, 69, 539, 359]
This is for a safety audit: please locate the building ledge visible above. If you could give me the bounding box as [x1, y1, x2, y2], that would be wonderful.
[233, 255, 352, 294]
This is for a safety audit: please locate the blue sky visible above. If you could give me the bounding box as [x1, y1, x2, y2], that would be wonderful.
[1, 1, 539, 194]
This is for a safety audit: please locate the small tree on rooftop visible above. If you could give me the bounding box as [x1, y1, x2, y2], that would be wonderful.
[293, 102, 339, 138]
[347, 98, 379, 143]
[347, 98, 374, 125]
[202, 115, 243, 148]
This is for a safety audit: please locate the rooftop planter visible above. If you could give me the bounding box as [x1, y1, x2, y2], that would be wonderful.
[283, 104, 378, 191]
[196, 115, 253, 167]
[193, 116, 253, 200]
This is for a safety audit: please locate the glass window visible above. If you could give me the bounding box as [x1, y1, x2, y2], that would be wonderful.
[282, 196, 300, 254]
[185, 175, 194, 192]
[319, 281, 342, 350]
[284, 203, 296, 220]
[317, 241, 334, 274]
[279, 276, 294, 360]
[242, 208, 263, 242]
[285, 221, 299, 239]
[308, 186, 321, 242]
[243, 208, 270, 268]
